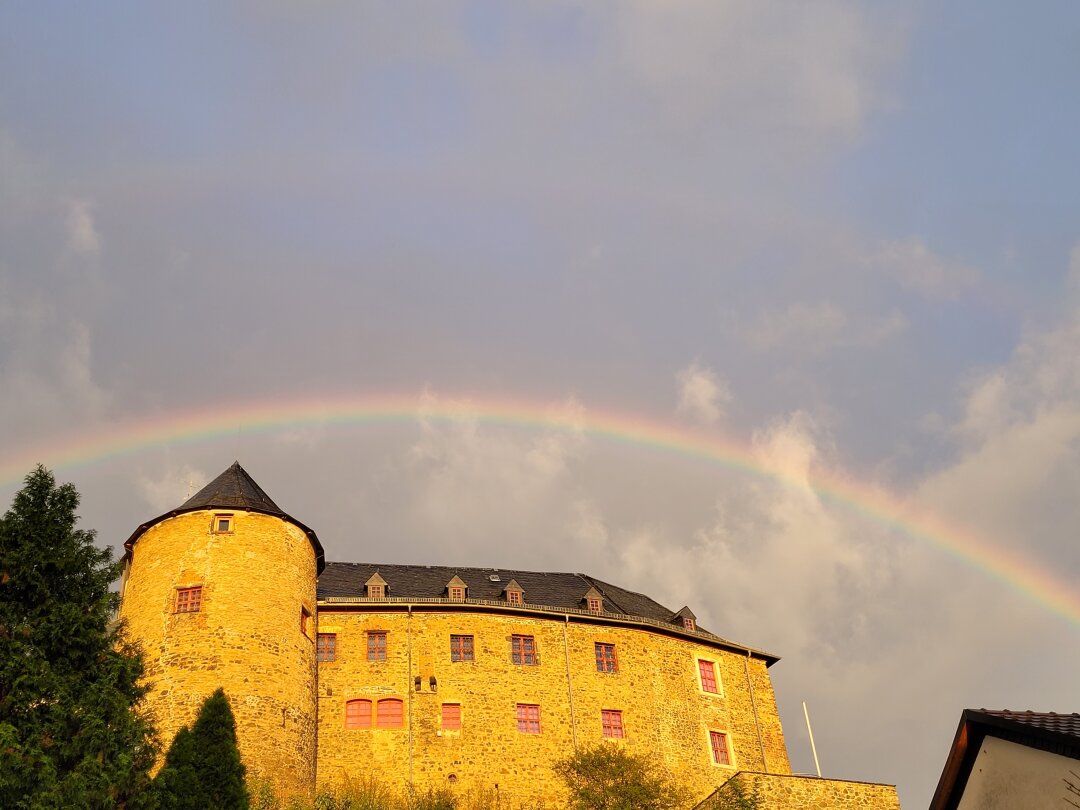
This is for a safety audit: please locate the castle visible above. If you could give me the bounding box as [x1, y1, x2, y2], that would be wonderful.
[119, 462, 900, 808]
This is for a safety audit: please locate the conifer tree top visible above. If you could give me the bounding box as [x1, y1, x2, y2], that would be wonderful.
[124, 462, 324, 573]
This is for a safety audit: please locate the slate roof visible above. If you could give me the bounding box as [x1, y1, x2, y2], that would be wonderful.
[319, 561, 668, 616]
[125, 462, 325, 573]
[181, 462, 287, 514]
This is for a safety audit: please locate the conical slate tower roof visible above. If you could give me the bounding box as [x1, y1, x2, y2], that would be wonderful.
[125, 462, 324, 573]
[182, 461, 287, 515]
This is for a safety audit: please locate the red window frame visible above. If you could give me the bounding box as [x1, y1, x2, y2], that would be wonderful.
[595, 642, 618, 673]
[511, 634, 536, 665]
[683, 617, 696, 631]
[449, 586, 465, 600]
[450, 634, 474, 662]
[710, 731, 731, 765]
[587, 597, 602, 612]
[175, 586, 202, 614]
[377, 698, 403, 728]
[516, 703, 541, 734]
[368, 631, 387, 661]
[317, 633, 337, 662]
[442, 703, 461, 730]
[345, 699, 371, 729]
[507, 590, 522, 605]
[698, 659, 718, 693]
[601, 709, 624, 738]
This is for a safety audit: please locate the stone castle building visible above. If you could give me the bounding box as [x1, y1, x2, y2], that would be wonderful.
[119, 462, 900, 808]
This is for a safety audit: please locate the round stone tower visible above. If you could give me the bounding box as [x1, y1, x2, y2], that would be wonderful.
[120, 462, 323, 800]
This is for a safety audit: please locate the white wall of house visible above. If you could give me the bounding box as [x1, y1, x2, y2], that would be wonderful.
[957, 735, 1080, 809]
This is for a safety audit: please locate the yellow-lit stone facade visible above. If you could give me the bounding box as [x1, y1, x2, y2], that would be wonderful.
[120, 463, 900, 809]
[120, 510, 318, 800]
[314, 605, 790, 802]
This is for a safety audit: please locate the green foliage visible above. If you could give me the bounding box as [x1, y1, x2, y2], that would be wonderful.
[704, 778, 761, 810]
[154, 688, 249, 810]
[554, 744, 689, 810]
[254, 774, 544, 810]
[0, 466, 157, 810]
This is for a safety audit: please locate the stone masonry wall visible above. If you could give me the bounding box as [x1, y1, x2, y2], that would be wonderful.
[315, 606, 790, 803]
[701, 772, 901, 810]
[121, 511, 318, 800]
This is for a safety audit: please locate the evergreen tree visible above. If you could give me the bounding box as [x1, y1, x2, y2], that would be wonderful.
[154, 688, 249, 810]
[0, 466, 157, 809]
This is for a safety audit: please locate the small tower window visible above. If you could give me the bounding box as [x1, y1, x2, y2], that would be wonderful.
[212, 513, 234, 534]
[300, 606, 312, 636]
[587, 597, 602, 612]
[175, 586, 202, 613]
[683, 617, 696, 631]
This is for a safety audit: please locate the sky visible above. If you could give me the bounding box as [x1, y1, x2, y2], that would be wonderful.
[2, 2, 1080, 806]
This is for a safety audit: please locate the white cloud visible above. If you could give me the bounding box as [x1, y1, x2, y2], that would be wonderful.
[676, 362, 731, 425]
[604, 0, 899, 141]
[65, 198, 100, 257]
[745, 301, 906, 353]
[137, 464, 210, 512]
[871, 237, 981, 300]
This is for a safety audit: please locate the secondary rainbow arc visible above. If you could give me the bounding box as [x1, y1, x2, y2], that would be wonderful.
[1, 391, 1076, 629]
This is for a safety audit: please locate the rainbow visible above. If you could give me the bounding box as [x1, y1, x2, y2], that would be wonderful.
[2, 391, 1077, 628]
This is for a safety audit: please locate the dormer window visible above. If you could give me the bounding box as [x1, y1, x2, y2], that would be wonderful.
[212, 513, 234, 534]
[446, 575, 468, 601]
[583, 586, 604, 613]
[504, 579, 524, 606]
[366, 572, 387, 599]
[674, 606, 697, 632]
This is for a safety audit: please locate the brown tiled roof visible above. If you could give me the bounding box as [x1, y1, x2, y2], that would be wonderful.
[930, 708, 1080, 810]
[978, 709, 1080, 738]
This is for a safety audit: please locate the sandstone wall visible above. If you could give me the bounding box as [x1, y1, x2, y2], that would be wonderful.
[701, 772, 901, 810]
[315, 605, 789, 802]
[121, 510, 318, 800]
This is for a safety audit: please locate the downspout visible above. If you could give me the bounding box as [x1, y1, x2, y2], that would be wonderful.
[408, 605, 414, 793]
[744, 650, 767, 771]
[563, 615, 578, 751]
